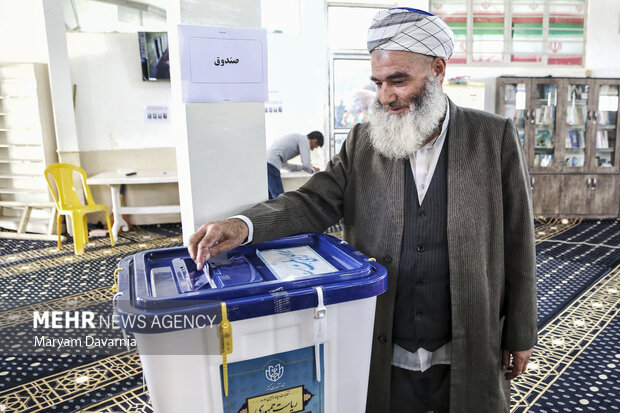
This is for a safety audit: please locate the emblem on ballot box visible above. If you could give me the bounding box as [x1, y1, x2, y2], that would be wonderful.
[266, 362, 285, 382]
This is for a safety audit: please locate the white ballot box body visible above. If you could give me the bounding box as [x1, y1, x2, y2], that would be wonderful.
[135, 297, 377, 412]
[115, 233, 388, 413]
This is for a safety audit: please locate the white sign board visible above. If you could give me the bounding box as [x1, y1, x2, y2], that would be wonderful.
[178, 25, 268, 103]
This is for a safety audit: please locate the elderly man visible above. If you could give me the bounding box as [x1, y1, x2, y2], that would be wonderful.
[189, 7, 537, 413]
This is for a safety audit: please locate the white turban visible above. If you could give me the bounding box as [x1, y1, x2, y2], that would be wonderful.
[367, 8, 455, 60]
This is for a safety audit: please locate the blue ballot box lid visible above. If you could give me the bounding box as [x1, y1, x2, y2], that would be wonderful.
[115, 233, 387, 333]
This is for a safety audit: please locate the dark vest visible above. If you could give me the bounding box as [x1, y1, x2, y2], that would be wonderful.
[393, 139, 451, 352]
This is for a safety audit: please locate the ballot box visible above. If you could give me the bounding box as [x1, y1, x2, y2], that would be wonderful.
[115, 233, 388, 413]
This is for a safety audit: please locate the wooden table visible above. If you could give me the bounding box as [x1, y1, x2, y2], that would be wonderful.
[87, 169, 180, 242]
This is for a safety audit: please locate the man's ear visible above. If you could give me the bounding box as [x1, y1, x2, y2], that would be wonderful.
[432, 57, 447, 84]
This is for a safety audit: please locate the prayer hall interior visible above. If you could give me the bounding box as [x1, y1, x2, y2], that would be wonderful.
[0, 1, 618, 412]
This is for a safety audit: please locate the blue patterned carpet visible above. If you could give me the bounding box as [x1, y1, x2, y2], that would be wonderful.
[511, 218, 619, 412]
[0, 224, 182, 412]
[531, 315, 619, 413]
[0, 219, 618, 412]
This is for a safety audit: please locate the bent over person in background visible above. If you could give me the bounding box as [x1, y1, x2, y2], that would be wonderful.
[189, 7, 537, 413]
[266, 131, 323, 199]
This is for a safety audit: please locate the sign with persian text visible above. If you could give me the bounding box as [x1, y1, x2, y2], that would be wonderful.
[220, 346, 324, 413]
[178, 25, 268, 103]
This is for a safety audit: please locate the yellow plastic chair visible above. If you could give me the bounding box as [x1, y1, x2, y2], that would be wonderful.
[44, 163, 115, 255]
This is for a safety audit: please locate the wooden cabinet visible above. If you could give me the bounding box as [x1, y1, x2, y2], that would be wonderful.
[559, 174, 618, 217]
[587, 175, 618, 216]
[530, 174, 561, 216]
[0, 63, 58, 234]
[497, 76, 619, 218]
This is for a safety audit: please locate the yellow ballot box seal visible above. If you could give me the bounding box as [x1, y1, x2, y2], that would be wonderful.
[220, 301, 233, 397]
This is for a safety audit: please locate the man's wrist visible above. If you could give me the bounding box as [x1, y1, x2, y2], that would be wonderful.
[227, 215, 254, 244]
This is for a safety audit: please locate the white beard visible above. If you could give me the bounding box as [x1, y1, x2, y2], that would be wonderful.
[367, 76, 446, 159]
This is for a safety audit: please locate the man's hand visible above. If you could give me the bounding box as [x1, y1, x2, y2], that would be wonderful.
[188, 219, 249, 270]
[502, 348, 534, 380]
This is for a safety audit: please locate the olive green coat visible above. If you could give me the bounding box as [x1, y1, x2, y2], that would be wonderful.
[242, 100, 538, 412]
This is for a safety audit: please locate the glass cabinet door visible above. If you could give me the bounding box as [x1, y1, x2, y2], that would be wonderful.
[564, 82, 588, 169]
[593, 83, 618, 169]
[532, 82, 559, 169]
[502, 82, 528, 148]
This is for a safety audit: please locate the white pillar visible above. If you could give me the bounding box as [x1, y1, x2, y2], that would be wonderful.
[0, 0, 80, 164]
[167, 0, 267, 244]
[42, 0, 81, 164]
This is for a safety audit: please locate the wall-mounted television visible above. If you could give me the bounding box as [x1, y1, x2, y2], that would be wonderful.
[139, 31, 169, 81]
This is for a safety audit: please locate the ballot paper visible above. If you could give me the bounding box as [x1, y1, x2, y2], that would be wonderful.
[256, 246, 337, 280]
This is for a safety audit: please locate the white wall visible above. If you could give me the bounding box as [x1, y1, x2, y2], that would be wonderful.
[58, 0, 620, 155]
[67, 33, 174, 151]
[264, 0, 329, 165]
[2, 0, 619, 224]
[4, 0, 618, 153]
[583, 0, 620, 77]
[44, 0, 80, 156]
[0, 0, 80, 164]
[65, 32, 178, 225]
[265, 0, 328, 142]
[0, 0, 48, 63]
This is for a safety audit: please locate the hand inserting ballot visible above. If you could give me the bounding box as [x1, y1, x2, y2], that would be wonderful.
[188, 218, 249, 270]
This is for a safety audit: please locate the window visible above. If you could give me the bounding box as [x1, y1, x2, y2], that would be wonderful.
[332, 58, 376, 130]
[547, 0, 586, 65]
[472, 1, 505, 63]
[430, 0, 587, 66]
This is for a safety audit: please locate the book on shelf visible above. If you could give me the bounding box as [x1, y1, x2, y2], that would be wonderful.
[566, 129, 584, 148]
[596, 130, 609, 149]
[515, 109, 525, 126]
[569, 85, 588, 101]
[595, 155, 613, 168]
[566, 106, 586, 125]
[504, 86, 517, 102]
[569, 130, 577, 148]
[534, 154, 554, 168]
[536, 106, 552, 125]
[597, 110, 616, 126]
[536, 129, 554, 148]
[540, 85, 557, 103]
[564, 155, 584, 167]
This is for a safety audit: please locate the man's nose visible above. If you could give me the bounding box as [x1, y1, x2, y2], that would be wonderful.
[377, 84, 396, 106]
